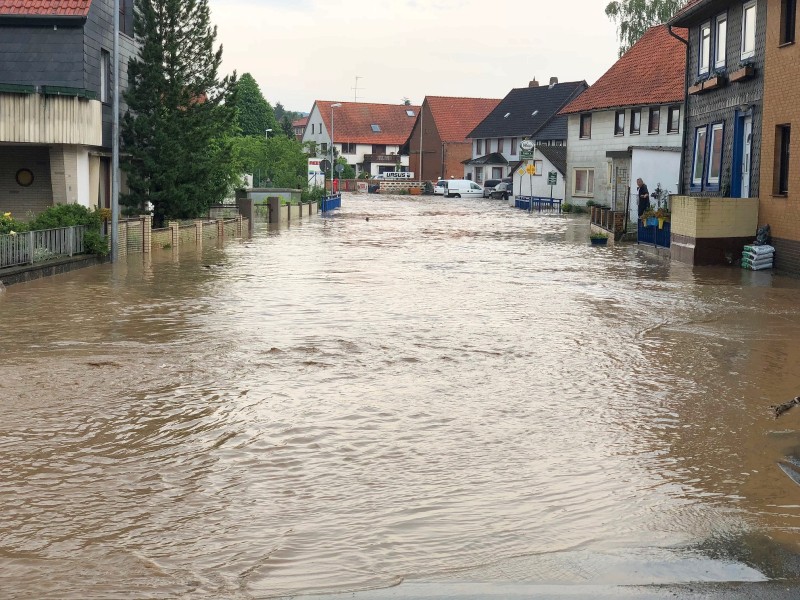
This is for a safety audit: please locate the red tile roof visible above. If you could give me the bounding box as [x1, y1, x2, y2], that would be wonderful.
[292, 117, 309, 127]
[425, 96, 502, 143]
[560, 24, 687, 115]
[315, 101, 421, 145]
[0, 1, 92, 16]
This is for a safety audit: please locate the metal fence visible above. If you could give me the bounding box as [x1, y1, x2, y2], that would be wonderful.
[637, 219, 671, 248]
[320, 194, 342, 212]
[514, 196, 562, 213]
[0, 225, 87, 269]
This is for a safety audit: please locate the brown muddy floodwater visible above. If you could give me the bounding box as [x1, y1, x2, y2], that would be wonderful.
[1, 193, 800, 599]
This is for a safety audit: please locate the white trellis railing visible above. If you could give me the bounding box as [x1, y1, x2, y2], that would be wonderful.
[0, 226, 87, 269]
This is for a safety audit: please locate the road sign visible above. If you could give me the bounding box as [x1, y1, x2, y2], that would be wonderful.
[525, 163, 537, 175]
[335, 164, 345, 173]
[520, 151, 534, 159]
[520, 140, 535, 151]
[548, 171, 557, 185]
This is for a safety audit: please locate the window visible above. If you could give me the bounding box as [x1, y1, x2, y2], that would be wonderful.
[406, 109, 415, 117]
[497, 138, 504, 153]
[574, 168, 595, 196]
[492, 167, 503, 179]
[707, 123, 724, 185]
[614, 110, 625, 136]
[120, 0, 133, 37]
[533, 160, 543, 176]
[776, 125, 791, 194]
[781, 0, 797, 44]
[692, 126, 708, 186]
[476, 139, 483, 155]
[510, 138, 518, 155]
[475, 166, 484, 183]
[100, 50, 110, 103]
[742, 0, 757, 59]
[321, 143, 328, 154]
[715, 14, 727, 68]
[342, 142, 356, 154]
[648, 107, 660, 134]
[371, 124, 382, 133]
[667, 105, 681, 133]
[372, 144, 386, 154]
[630, 109, 641, 134]
[580, 114, 592, 139]
[700, 22, 711, 74]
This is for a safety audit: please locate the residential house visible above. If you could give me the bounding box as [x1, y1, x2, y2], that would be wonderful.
[464, 78, 588, 185]
[0, 0, 138, 218]
[511, 145, 567, 204]
[559, 24, 686, 222]
[301, 101, 420, 177]
[405, 96, 500, 182]
[668, 0, 765, 265]
[292, 116, 308, 142]
[757, 0, 800, 273]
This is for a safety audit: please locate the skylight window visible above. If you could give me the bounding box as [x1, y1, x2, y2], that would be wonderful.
[406, 110, 415, 117]
[504, 112, 511, 118]
[371, 124, 381, 133]
[532, 110, 539, 117]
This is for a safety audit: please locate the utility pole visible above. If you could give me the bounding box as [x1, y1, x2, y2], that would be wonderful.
[111, 0, 120, 262]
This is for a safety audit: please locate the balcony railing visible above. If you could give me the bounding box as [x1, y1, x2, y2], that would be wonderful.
[362, 154, 400, 163]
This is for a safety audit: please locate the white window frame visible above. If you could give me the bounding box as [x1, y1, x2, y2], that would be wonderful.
[715, 14, 727, 69]
[707, 122, 724, 185]
[579, 114, 592, 139]
[700, 21, 711, 74]
[475, 166, 484, 183]
[692, 126, 708, 186]
[476, 139, 483, 155]
[614, 110, 625, 136]
[573, 168, 595, 197]
[741, 0, 757, 60]
[533, 160, 543, 176]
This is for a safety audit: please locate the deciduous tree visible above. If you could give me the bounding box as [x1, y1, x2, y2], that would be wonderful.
[605, 0, 688, 56]
[121, 0, 238, 226]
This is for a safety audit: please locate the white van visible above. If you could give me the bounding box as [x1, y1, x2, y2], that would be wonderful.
[444, 179, 484, 198]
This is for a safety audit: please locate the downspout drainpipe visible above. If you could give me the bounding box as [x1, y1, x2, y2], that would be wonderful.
[668, 23, 690, 195]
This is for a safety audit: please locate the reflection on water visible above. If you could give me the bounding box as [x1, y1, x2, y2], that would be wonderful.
[1, 194, 800, 598]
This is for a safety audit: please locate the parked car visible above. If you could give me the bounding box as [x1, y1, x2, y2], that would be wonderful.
[444, 179, 484, 198]
[482, 179, 502, 198]
[433, 180, 447, 195]
[489, 182, 511, 200]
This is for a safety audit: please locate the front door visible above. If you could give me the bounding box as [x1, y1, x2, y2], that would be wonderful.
[740, 116, 752, 198]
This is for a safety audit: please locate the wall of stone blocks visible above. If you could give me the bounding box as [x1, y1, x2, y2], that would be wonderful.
[0, 146, 53, 218]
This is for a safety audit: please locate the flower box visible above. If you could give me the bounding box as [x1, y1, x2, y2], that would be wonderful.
[730, 65, 755, 83]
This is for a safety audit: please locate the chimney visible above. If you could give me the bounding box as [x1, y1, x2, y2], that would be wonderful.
[529, 77, 539, 88]
[548, 77, 558, 88]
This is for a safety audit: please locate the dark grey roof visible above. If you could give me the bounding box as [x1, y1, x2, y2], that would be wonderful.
[467, 81, 588, 140]
[462, 152, 508, 166]
[537, 145, 567, 175]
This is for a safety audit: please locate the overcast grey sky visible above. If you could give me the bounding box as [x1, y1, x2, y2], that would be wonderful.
[211, 0, 621, 114]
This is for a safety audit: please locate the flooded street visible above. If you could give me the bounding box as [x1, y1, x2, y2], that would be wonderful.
[2, 193, 800, 598]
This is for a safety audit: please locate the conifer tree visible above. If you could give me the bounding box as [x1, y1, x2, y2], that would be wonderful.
[121, 0, 238, 226]
[231, 73, 278, 137]
[606, 0, 688, 56]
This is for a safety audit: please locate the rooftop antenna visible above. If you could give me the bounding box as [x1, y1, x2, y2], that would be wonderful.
[352, 76, 363, 102]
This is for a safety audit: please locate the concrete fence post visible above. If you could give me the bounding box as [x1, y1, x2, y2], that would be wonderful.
[143, 215, 152, 253]
[267, 197, 280, 224]
[118, 221, 128, 257]
[195, 220, 203, 246]
[217, 219, 224, 241]
[168, 221, 179, 249]
[28, 231, 34, 264]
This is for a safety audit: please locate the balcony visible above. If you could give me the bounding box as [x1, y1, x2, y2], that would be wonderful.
[0, 88, 102, 146]
[362, 154, 400, 164]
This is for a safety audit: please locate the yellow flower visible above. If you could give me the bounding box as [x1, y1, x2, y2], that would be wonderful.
[2, 212, 10, 218]
[9, 230, 17, 236]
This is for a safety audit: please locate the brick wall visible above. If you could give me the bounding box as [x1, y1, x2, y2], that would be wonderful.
[759, 0, 800, 275]
[0, 146, 53, 219]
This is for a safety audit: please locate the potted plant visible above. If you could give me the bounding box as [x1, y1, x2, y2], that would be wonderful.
[641, 207, 658, 227]
[589, 231, 609, 246]
[655, 206, 671, 228]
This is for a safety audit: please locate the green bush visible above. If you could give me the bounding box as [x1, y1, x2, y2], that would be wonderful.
[301, 186, 326, 204]
[562, 203, 574, 213]
[83, 230, 109, 256]
[0, 211, 29, 234]
[28, 204, 102, 230]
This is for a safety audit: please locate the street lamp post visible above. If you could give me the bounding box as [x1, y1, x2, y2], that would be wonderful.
[265, 128, 272, 139]
[330, 103, 342, 191]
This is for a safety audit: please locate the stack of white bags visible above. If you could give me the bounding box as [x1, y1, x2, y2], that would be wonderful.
[742, 244, 775, 270]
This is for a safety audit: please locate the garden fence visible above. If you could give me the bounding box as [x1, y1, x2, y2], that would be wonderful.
[0, 225, 86, 269]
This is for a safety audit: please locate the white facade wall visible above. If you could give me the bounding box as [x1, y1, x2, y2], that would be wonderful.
[511, 155, 566, 204]
[630, 148, 681, 220]
[565, 107, 682, 206]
